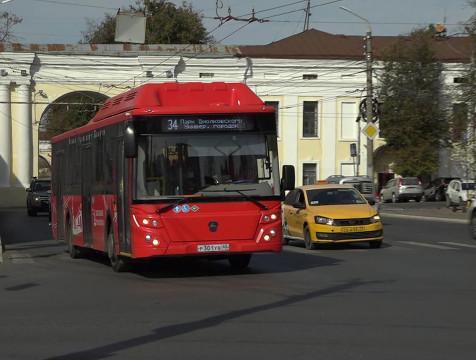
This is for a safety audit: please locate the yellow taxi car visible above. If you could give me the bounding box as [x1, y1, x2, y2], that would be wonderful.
[282, 183, 383, 249]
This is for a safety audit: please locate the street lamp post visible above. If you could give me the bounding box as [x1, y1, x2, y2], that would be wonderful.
[340, 6, 374, 187]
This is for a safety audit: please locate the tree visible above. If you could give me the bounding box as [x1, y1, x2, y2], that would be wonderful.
[0, 11, 22, 42]
[80, 0, 212, 44]
[454, 1, 476, 178]
[40, 93, 107, 140]
[377, 26, 449, 177]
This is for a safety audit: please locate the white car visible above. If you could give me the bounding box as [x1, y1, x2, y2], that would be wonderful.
[468, 199, 476, 239]
[446, 179, 475, 211]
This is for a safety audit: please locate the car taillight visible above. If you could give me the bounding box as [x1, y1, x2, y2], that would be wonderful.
[398, 178, 402, 187]
[418, 179, 422, 186]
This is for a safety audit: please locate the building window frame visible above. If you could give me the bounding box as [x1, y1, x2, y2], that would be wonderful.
[301, 100, 320, 139]
[339, 101, 359, 141]
[301, 162, 319, 186]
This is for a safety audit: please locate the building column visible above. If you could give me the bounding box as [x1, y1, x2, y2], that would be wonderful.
[0, 83, 11, 187]
[15, 83, 33, 187]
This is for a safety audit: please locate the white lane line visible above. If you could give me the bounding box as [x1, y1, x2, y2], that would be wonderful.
[6, 251, 35, 264]
[398, 241, 458, 250]
[439, 242, 476, 249]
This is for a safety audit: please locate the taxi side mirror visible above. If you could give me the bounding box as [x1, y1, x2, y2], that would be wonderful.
[292, 202, 306, 209]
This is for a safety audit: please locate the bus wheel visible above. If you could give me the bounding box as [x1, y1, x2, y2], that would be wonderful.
[107, 229, 128, 272]
[66, 219, 81, 259]
[229, 254, 252, 269]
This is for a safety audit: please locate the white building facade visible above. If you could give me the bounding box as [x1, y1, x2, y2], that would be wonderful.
[0, 30, 471, 207]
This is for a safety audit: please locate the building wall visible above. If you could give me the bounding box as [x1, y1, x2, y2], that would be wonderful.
[0, 46, 459, 206]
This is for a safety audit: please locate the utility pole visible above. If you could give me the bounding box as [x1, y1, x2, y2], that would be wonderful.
[364, 22, 374, 185]
[303, 0, 311, 31]
[340, 6, 374, 186]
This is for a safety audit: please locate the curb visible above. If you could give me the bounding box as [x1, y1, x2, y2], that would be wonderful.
[380, 212, 468, 224]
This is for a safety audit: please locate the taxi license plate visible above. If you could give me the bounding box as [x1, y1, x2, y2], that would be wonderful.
[342, 226, 365, 233]
[197, 244, 230, 252]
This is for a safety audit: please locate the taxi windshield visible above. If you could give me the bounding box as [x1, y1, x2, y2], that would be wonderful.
[307, 188, 366, 206]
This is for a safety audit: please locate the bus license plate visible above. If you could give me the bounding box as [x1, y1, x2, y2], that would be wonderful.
[342, 226, 365, 233]
[197, 244, 230, 252]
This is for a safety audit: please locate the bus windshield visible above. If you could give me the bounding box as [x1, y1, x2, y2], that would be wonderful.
[135, 132, 279, 200]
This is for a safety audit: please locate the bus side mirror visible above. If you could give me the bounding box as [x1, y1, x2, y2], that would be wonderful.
[281, 165, 295, 191]
[124, 125, 137, 158]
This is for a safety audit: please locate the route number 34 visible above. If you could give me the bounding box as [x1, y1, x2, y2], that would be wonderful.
[167, 119, 178, 131]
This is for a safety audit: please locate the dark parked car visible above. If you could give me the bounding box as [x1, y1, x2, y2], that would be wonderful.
[423, 177, 459, 201]
[26, 178, 51, 216]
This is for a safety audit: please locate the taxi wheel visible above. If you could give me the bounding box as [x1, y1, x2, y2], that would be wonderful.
[304, 225, 317, 250]
[369, 240, 382, 248]
[282, 220, 290, 245]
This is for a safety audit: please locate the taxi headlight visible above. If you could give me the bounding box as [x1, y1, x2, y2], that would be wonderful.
[370, 214, 381, 223]
[314, 216, 335, 226]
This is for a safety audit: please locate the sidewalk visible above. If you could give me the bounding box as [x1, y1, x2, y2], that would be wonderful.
[378, 203, 468, 223]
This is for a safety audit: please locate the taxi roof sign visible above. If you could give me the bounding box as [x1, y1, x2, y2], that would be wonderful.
[315, 180, 329, 185]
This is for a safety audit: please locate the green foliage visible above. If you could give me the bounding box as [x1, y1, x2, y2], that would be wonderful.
[378, 26, 448, 177]
[456, 1, 476, 176]
[40, 93, 106, 140]
[80, 0, 212, 44]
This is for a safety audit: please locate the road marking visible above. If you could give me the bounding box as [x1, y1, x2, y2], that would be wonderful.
[6, 251, 35, 264]
[284, 246, 322, 254]
[398, 241, 458, 250]
[439, 242, 476, 249]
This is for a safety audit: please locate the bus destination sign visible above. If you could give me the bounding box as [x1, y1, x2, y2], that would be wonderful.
[161, 117, 255, 132]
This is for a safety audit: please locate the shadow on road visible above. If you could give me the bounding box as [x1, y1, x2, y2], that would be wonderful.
[43, 277, 395, 360]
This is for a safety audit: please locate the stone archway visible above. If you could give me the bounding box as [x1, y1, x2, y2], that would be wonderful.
[38, 155, 51, 178]
[35, 91, 109, 178]
[374, 145, 394, 194]
[39, 91, 109, 142]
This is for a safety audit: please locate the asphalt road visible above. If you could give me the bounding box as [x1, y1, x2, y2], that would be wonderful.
[1, 206, 475, 360]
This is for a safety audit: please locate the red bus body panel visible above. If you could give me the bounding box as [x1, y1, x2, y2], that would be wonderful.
[50, 82, 282, 262]
[129, 202, 282, 258]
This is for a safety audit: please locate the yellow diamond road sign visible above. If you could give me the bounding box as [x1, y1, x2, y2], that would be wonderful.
[362, 122, 379, 140]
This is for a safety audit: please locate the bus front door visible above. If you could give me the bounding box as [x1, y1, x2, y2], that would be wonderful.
[82, 145, 93, 247]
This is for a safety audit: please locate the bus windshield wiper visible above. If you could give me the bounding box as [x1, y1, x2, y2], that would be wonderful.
[235, 189, 268, 210]
[201, 187, 268, 210]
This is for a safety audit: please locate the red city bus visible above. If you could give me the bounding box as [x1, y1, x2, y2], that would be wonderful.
[50, 82, 295, 271]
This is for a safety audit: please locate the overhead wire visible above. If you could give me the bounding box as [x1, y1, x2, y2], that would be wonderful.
[1, 0, 371, 129]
